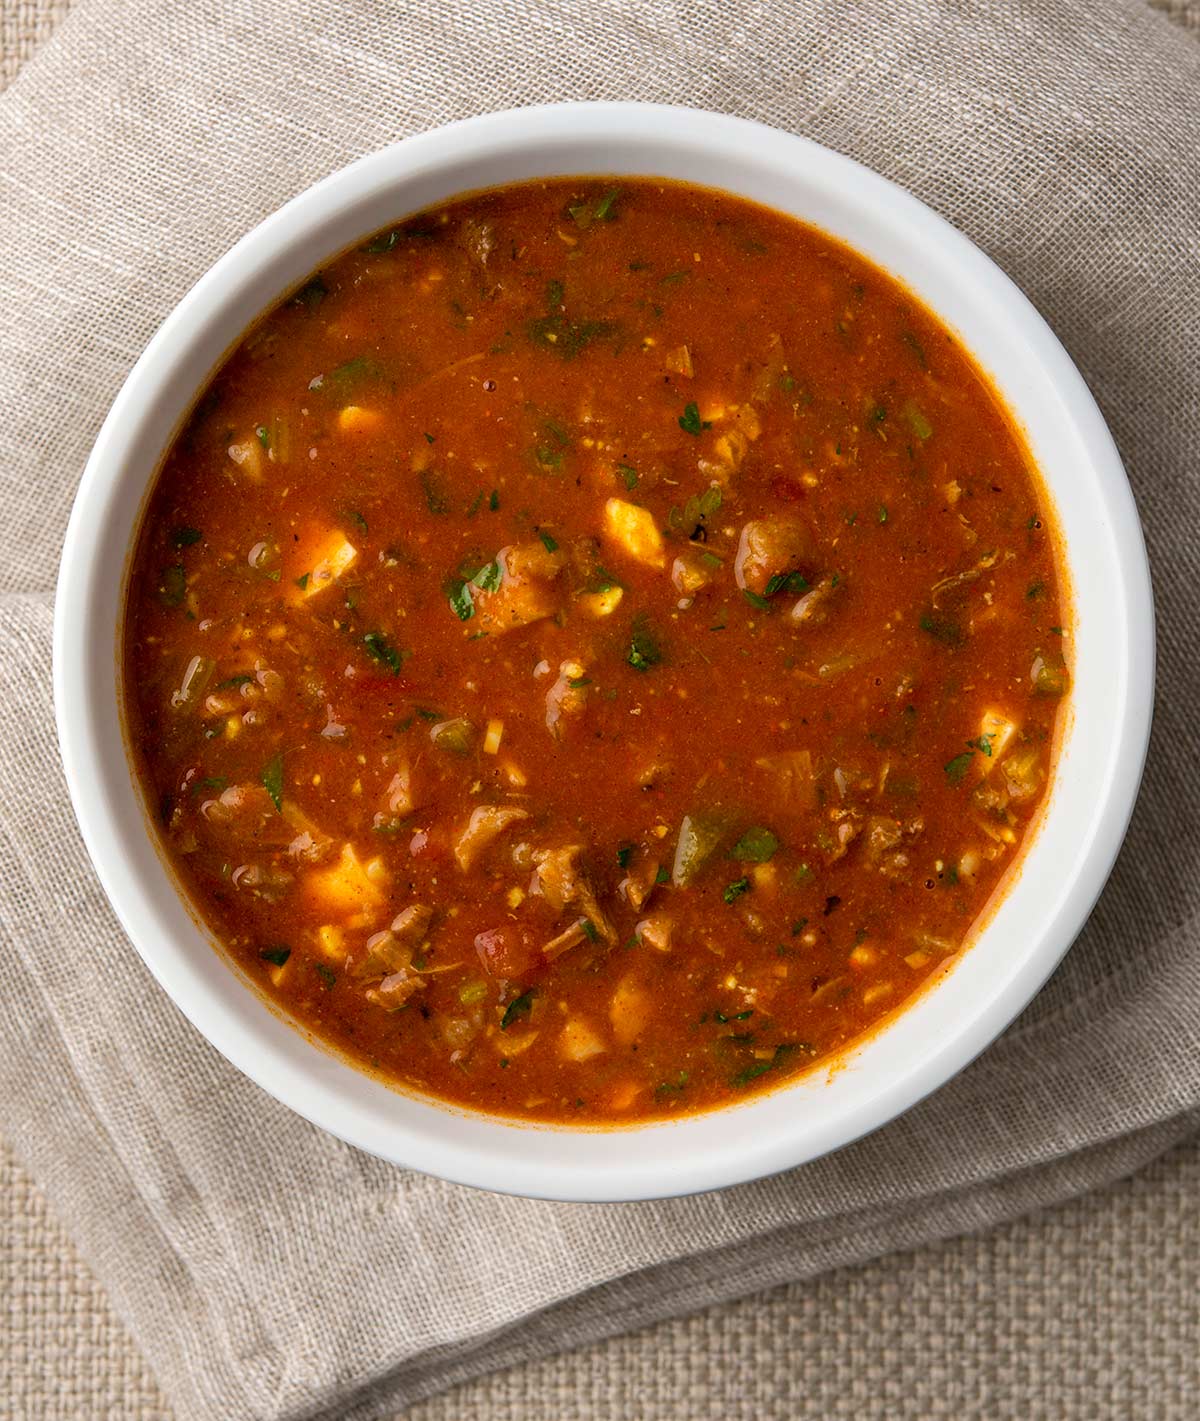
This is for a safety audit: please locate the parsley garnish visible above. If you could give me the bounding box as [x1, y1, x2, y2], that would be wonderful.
[678, 401, 711, 436]
[363, 631, 407, 675]
[259, 946, 291, 967]
[500, 989, 535, 1030]
[723, 877, 751, 904]
[732, 826, 779, 862]
[261, 751, 284, 811]
[627, 615, 662, 671]
[944, 751, 974, 785]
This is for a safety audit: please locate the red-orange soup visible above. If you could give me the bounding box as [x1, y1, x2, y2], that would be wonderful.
[124, 179, 1069, 1123]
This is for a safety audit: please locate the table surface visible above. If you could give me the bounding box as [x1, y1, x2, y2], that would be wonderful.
[3, 3, 1198, 1416]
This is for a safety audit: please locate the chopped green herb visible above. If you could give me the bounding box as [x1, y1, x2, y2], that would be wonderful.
[617, 462, 639, 490]
[972, 733, 995, 758]
[489, 489, 500, 511]
[261, 751, 284, 811]
[627, 615, 662, 671]
[420, 469, 450, 515]
[500, 989, 535, 1030]
[763, 570, 809, 598]
[581, 918, 599, 943]
[216, 674, 252, 689]
[423, 431, 436, 444]
[362, 229, 399, 254]
[472, 560, 502, 593]
[655, 1070, 690, 1097]
[292, 276, 328, 310]
[878, 504, 889, 524]
[314, 963, 336, 988]
[743, 589, 771, 611]
[528, 313, 619, 359]
[567, 676, 592, 689]
[732, 826, 779, 862]
[1026, 581, 1046, 600]
[678, 401, 711, 436]
[723, 877, 751, 904]
[714, 1009, 754, 1023]
[795, 862, 814, 884]
[158, 564, 187, 607]
[791, 917, 809, 934]
[172, 526, 202, 548]
[294, 572, 310, 591]
[323, 355, 387, 393]
[255, 424, 270, 449]
[944, 751, 974, 785]
[363, 631, 407, 675]
[904, 401, 933, 440]
[655, 866, 670, 885]
[344, 508, 368, 535]
[901, 330, 928, 369]
[731, 1042, 797, 1087]
[259, 946, 291, 967]
[919, 612, 965, 647]
[466, 490, 484, 517]
[616, 843, 634, 870]
[538, 530, 559, 553]
[447, 579, 475, 622]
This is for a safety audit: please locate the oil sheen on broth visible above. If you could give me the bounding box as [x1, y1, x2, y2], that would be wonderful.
[124, 178, 1070, 1123]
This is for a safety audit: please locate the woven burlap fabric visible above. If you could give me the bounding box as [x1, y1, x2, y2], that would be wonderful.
[2, 2, 1200, 1419]
[7, 1134, 1200, 1421]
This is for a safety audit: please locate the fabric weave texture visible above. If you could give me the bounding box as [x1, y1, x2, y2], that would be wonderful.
[1, 2, 1198, 1419]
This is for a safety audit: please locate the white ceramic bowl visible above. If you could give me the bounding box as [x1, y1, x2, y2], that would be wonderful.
[54, 102, 1154, 1201]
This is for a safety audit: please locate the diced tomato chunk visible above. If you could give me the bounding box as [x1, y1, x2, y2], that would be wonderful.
[475, 924, 539, 979]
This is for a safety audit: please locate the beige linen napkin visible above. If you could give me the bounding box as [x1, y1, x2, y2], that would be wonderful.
[2, 2, 1199, 1417]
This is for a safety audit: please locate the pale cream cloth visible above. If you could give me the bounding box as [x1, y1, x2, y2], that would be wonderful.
[1, 2, 1199, 1418]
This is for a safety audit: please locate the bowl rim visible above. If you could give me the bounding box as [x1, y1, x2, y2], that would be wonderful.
[54, 100, 1155, 1201]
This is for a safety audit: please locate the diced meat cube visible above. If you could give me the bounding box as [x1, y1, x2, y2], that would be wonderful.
[734, 515, 812, 595]
[474, 542, 564, 634]
[453, 805, 530, 871]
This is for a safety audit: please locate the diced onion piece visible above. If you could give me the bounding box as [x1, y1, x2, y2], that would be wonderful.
[483, 719, 504, 755]
[848, 943, 879, 970]
[664, 344, 694, 377]
[609, 975, 652, 1046]
[227, 437, 264, 480]
[862, 981, 894, 1006]
[978, 709, 1018, 765]
[577, 585, 624, 618]
[559, 1017, 607, 1062]
[315, 924, 345, 960]
[337, 405, 382, 434]
[602, 498, 665, 569]
[904, 950, 932, 970]
[304, 843, 386, 914]
[297, 532, 357, 600]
